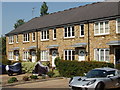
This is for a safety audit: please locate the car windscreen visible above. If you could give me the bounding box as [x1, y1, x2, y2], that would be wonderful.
[85, 69, 107, 78]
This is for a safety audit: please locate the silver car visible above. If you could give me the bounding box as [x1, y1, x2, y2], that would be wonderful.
[69, 67, 120, 90]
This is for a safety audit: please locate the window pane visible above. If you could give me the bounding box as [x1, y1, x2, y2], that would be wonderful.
[100, 50, 104, 61]
[105, 50, 109, 62]
[100, 22, 104, 33]
[72, 51, 75, 60]
[54, 29, 56, 38]
[68, 27, 71, 37]
[105, 21, 109, 33]
[65, 51, 67, 60]
[47, 30, 49, 39]
[69, 50, 71, 60]
[42, 31, 43, 39]
[95, 23, 99, 34]
[65, 27, 67, 37]
[81, 25, 84, 36]
[72, 26, 75, 36]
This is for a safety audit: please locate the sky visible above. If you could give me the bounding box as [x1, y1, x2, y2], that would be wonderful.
[1, 1, 103, 36]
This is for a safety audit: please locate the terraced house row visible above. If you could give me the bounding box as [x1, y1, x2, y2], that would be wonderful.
[6, 2, 120, 67]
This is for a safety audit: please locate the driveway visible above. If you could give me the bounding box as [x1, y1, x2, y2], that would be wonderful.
[6, 78, 70, 88]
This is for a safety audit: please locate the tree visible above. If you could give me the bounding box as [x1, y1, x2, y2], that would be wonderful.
[14, 19, 25, 29]
[0, 36, 6, 55]
[40, 2, 49, 16]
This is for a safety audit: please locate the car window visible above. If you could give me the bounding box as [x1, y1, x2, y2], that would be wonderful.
[117, 70, 120, 75]
[107, 70, 115, 76]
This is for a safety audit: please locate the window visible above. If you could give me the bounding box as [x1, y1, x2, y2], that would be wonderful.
[64, 50, 75, 60]
[32, 32, 35, 41]
[80, 24, 84, 37]
[23, 51, 29, 61]
[41, 51, 49, 61]
[64, 26, 75, 38]
[41, 30, 49, 40]
[9, 36, 14, 44]
[8, 51, 14, 60]
[23, 33, 29, 42]
[53, 29, 56, 40]
[116, 19, 120, 33]
[94, 21, 109, 35]
[16, 35, 18, 43]
[94, 48, 110, 62]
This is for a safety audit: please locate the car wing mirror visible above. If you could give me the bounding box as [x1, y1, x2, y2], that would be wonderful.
[84, 73, 86, 76]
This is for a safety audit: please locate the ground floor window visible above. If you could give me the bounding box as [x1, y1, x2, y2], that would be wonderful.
[94, 48, 110, 62]
[8, 51, 14, 60]
[64, 50, 75, 60]
[23, 51, 29, 61]
[41, 50, 49, 61]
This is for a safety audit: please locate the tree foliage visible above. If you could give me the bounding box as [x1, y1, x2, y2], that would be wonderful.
[40, 2, 49, 16]
[14, 19, 25, 29]
[0, 36, 6, 55]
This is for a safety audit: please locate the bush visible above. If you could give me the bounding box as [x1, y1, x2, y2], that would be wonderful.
[30, 75, 38, 79]
[56, 60, 114, 77]
[47, 71, 55, 78]
[53, 69, 60, 77]
[8, 77, 18, 83]
[54, 57, 61, 68]
[23, 76, 29, 81]
[116, 63, 120, 70]
[2, 55, 11, 65]
[22, 62, 36, 73]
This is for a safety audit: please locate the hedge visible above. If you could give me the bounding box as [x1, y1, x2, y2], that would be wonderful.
[116, 63, 120, 70]
[22, 62, 36, 73]
[56, 60, 114, 77]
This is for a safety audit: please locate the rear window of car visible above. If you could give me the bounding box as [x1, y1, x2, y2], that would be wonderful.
[107, 70, 115, 76]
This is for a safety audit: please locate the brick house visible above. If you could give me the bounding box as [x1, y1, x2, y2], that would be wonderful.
[6, 2, 120, 67]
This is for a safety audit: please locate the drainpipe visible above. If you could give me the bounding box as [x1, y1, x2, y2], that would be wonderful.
[36, 29, 39, 61]
[87, 21, 90, 61]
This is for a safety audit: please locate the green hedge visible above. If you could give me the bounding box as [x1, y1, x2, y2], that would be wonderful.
[116, 63, 120, 70]
[56, 60, 114, 77]
[22, 62, 36, 73]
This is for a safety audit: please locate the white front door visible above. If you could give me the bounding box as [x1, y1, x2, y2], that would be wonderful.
[78, 49, 85, 61]
[31, 51, 36, 62]
[15, 51, 19, 61]
[52, 50, 57, 67]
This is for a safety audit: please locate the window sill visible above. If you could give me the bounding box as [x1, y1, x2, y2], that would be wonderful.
[41, 39, 49, 41]
[116, 32, 120, 34]
[94, 33, 109, 36]
[64, 36, 75, 39]
[32, 40, 36, 42]
[9, 59, 14, 60]
[23, 41, 30, 43]
[53, 38, 56, 40]
[9, 43, 14, 44]
[16, 42, 19, 43]
[80, 35, 84, 37]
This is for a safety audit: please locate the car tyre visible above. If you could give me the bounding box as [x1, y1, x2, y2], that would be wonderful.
[95, 82, 105, 90]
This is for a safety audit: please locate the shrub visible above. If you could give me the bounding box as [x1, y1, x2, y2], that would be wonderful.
[53, 69, 60, 77]
[2, 55, 11, 65]
[57, 60, 114, 77]
[47, 71, 55, 78]
[23, 76, 29, 81]
[22, 62, 36, 73]
[8, 77, 18, 83]
[30, 75, 38, 79]
[54, 57, 61, 68]
[42, 75, 46, 79]
[116, 63, 120, 70]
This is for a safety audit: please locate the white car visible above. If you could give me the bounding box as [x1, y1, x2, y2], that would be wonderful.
[69, 67, 120, 90]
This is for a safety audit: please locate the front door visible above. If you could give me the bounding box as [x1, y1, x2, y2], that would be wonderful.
[78, 49, 85, 61]
[15, 51, 19, 61]
[52, 50, 57, 67]
[31, 51, 36, 62]
[115, 48, 120, 64]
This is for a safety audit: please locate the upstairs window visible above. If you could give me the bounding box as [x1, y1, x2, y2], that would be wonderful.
[80, 24, 84, 37]
[64, 26, 75, 38]
[94, 21, 109, 35]
[94, 48, 110, 62]
[53, 29, 56, 40]
[23, 33, 29, 42]
[9, 36, 14, 44]
[41, 30, 49, 40]
[32, 32, 35, 42]
[116, 19, 120, 33]
[16, 35, 18, 43]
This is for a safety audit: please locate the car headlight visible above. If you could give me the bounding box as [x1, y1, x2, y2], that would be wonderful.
[86, 80, 96, 85]
[69, 77, 73, 83]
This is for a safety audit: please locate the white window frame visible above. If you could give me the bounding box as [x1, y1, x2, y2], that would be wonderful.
[64, 26, 75, 38]
[8, 51, 14, 60]
[41, 30, 49, 41]
[23, 51, 29, 61]
[41, 50, 49, 61]
[53, 29, 57, 40]
[94, 48, 110, 62]
[80, 24, 84, 37]
[94, 21, 109, 36]
[116, 19, 120, 33]
[9, 36, 14, 44]
[64, 50, 75, 61]
[16, 35, 18, 43]
[23, 33, 29, 42]
[32, 32, 35, 42]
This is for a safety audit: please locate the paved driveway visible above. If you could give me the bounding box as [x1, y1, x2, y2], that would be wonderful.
[7, 78, 70, 88]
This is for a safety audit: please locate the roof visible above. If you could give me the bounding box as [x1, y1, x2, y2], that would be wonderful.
[6, 2, 120, 36]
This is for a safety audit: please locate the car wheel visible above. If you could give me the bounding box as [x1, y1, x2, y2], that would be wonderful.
[95, 82, 105, 90]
